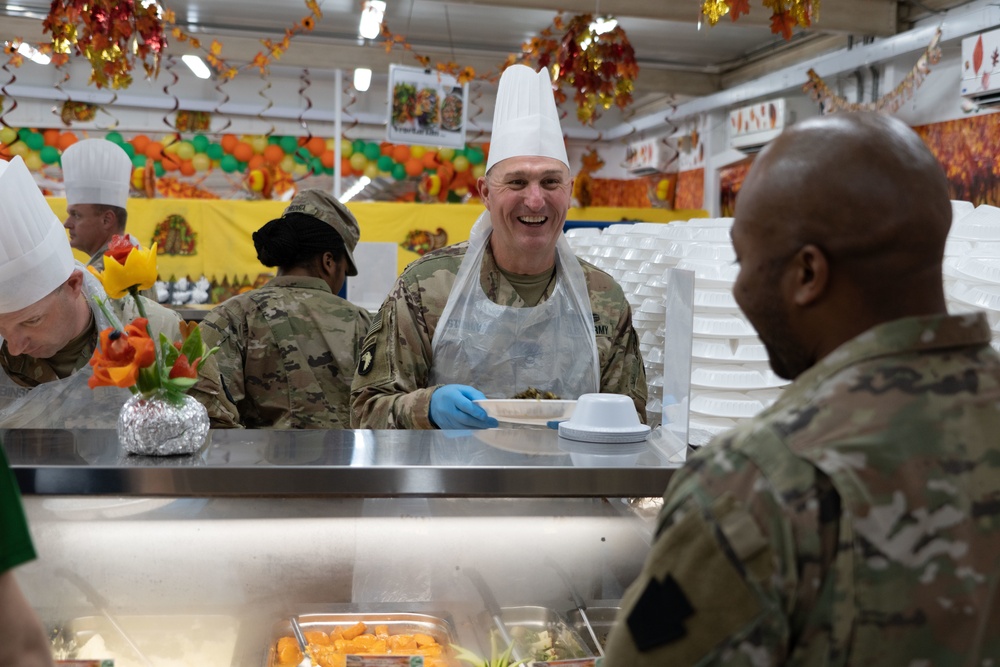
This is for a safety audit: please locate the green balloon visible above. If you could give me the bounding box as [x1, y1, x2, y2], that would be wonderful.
[40, 145, 60, 164]
[310, 157, 323, 173]
[206, 143, 224, 160]
[453, 148, 466, 158]
[324, 165, 334, 175]
[392, 163, 406, 181]
[24, 132, 44, 151]
[132, 154, 147, 167]
[267, 135, 281, 145]
[17, 128, 31, 142]
[220, 154, 238, 173]
[293, 148, 310, 165]
[279, 135, 298, 154]
[363, 142, 380, 161]
[352, 139, 365, 154]
[191, 134, 210, 153]
[105, 131, 123, 145]
[466, 147, 484, 165]
[121, 143, 136, 159]
[237, 160, 248, 172]
[154, 161, 165, 177]
[376, 155, 393, 172]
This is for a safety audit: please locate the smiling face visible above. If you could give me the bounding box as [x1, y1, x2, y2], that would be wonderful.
[479, 156, 573, 274]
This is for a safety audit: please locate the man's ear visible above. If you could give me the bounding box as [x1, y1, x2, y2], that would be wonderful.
[65, 269, 85, 298]
[102, 208, 118, 232]
[791, 243, 828, 307]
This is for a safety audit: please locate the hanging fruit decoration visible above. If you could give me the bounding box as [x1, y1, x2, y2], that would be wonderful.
[42, 0, 167, 89]
[700, 0, 819, 40]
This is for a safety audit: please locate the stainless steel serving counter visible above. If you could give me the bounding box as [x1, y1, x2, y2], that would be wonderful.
[5, 426, 685, 498]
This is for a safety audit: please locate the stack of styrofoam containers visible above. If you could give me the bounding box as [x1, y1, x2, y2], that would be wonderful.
[943, 202, 1000, 354]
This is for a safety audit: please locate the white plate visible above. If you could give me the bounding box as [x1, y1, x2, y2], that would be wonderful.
[474, 399, 577, 425]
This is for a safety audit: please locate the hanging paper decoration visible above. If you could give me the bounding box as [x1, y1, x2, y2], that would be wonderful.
[0, 44, 19, 128]
[701, 0, 818, 40]
[42, 0, 166, 89]
[803, 27, 942, 113]
[175, 110, 211, 133]
[59, 100, 99, 125]
[161, 55, 180, 131]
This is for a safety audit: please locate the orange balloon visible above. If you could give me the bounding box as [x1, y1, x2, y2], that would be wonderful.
[0, 145, 10, 161]
[379, 141, 393, 157]
[247, 154, 266, 171]
[42, 129, 60, 147]
[162, 153, 181, 171]
[421, 151, 439, 170]
[341, 157, 354, 176]
[391, 145, 410, 163]
[179, 160, 196, 177]
[57, 132, 78, 151]
[404, 158, 424, 177]
[232, 142, 254, 163]
[131, 134, 150, 155]
[263, 144, 284, 166]
[306, 137, 326, 157]
[220, 134, 239, 154]
[320, 149, 334, 169]
[145, 142, 164, 160]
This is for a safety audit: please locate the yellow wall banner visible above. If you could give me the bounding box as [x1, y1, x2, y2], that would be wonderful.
[48, 198, 705, 300]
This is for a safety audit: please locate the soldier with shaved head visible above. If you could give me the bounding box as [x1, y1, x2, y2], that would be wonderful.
[605, 112, 1000, 664]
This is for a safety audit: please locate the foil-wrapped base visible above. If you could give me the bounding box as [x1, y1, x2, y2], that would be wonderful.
[118, 392, 210, 456]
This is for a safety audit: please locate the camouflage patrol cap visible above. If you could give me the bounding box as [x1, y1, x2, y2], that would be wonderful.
[283, 189, 360, 276]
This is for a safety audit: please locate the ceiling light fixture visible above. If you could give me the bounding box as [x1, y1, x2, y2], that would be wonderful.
[16, 42, 50, 66]
[359, 0, 386, 40]
[340, 176, 371, 203]
[182, 54, 211, 79]
[354, 67, 372, 92]
[589, 17, 617, 35]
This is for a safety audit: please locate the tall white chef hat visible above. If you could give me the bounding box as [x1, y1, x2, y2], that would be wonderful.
[61, 138, 132, 208]
[0, 156, 76, 314]
[486, 64, 568, 172]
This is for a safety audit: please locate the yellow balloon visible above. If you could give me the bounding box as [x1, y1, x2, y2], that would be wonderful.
[438, 147, 455, 162]
[24, 151, 42, 171]
[192, 153, 211, 172]
[471, 164, 486, 179]
[7, 141, 29, 157]
[175, 141, 195, 160]
[250, 136, 268, 154]
[341, 139, 353, 157]
[280, 155, 296, 173]
[326, 138, 335, 150]
[363, 163, 379, 179]
[163, 140, 181, 154]
[0, 127, 16, 145]
[453, 155, 470, 172]
[293, 162, 310, 176]
[161, 133, 177, 147]
[410, 145, 426, 159]
[349, 152, 367, 172]
[131, 167, 145, 189]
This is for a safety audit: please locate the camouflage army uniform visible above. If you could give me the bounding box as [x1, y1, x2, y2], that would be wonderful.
[351, 241, 647, 429]
[604, 312, 1000, 666]
[195, 275, 372, 429]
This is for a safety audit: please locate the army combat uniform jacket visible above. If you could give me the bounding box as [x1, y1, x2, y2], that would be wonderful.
[196, 275, 372, 429]
[351, 241, 647, 429]
[604, 313, 1000, 666]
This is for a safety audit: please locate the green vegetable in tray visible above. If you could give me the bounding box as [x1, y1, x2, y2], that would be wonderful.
[452, 630, 526, 667]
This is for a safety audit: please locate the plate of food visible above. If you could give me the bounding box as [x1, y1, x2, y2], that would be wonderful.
[474, 395, 577, 426]
[440, 93, 463, 131]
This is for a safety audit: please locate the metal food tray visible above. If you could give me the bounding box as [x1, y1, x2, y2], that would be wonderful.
[54, 614, 240, 667]
[477, 606, 592, 662]
[265, 612, 458, 667]
[565, 606, 620, 654]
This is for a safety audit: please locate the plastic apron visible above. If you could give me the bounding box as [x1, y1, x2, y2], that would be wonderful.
[0, 265, 130, 428]
[430, 211, 599, 399]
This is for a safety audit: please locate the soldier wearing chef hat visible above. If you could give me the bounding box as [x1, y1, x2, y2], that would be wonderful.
[61, 138, 135, 271]
[0, 155, 184, 427]
[351, 64, 646, 429]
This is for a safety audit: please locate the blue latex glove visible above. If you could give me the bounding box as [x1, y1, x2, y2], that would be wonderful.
[430, 385, 499, 430]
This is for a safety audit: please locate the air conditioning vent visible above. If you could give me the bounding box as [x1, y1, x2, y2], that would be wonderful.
[961, 29, 1000, 107]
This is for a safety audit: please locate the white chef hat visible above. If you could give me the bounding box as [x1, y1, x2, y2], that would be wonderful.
[0, 157, 76, 313]
[486, 64, 569, 172]
[61, 138, 132, 208]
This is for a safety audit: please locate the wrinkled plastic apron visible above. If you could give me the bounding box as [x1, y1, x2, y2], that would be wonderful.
[0, 266, 129, 428]
[430, 212, 599, 400]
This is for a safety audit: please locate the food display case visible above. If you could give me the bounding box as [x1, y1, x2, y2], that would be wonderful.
[7, 427, 685, 666]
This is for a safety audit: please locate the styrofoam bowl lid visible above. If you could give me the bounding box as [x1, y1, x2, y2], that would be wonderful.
[949, 282, 1000, 311]
[693, 313, 758, 338]
[952, 200, 976, 224]
[691, 364, 788, 390]
[692, 337, 735, 360]
[950, 204, 1000, 240]
[558, 392, 650, 443]
[954, 257, 1000, 284]
[690, 390, 773, 418]
[694, 288, 740, 312]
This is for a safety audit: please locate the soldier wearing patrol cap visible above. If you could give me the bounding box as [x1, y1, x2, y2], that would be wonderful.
[0, 155, 181, 428]
[603, 113, 1000, 664]
[192, 189, 371, 429]
[350, 65, 646, 429]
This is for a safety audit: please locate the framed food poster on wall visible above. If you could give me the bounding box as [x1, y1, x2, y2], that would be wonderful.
[387, 65, 468, 148]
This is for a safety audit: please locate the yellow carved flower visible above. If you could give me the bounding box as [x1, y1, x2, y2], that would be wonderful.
[87, 235, 159, 299]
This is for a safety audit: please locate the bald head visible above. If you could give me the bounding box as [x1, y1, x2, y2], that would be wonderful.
[731, 112, 952, 379]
